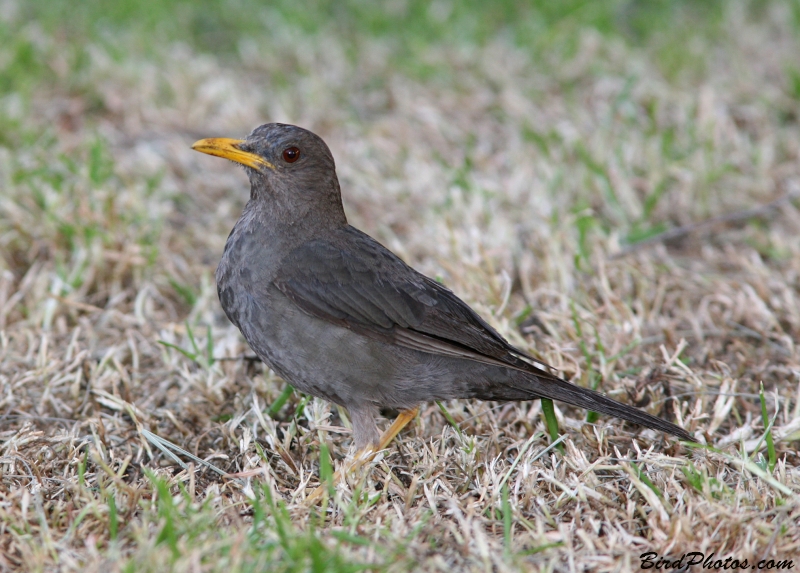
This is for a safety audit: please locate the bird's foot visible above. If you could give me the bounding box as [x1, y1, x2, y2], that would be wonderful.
[304, 406, 419, 505]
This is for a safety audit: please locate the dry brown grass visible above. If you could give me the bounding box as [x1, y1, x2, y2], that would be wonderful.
[1, 1, 800, 571]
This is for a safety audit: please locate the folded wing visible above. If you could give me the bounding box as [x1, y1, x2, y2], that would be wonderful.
[274, 226, 556, 376]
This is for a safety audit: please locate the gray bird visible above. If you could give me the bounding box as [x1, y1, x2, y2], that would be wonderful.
[192, 123, 692, 450]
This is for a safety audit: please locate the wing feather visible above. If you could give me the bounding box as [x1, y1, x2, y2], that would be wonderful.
[273, 226, 558, 379]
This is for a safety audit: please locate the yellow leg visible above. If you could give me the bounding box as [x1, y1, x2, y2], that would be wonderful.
[376, 406, 419, 451]
[304, 407, 419, 505]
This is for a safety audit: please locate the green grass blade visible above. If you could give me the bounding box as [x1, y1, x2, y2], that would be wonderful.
[501, 483, 512, 554]
[541, 398, 562, 451]
[436, 400, 463, 438]
[268, 385, 295, 418]
[759, 382, 777, 474]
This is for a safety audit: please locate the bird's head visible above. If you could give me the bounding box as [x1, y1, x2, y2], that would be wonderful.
[192, 123, 346, 226]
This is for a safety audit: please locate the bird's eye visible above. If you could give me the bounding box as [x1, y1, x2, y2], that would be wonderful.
[282, 147, 301, 163]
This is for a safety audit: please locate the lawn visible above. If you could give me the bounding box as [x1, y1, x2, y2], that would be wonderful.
[1, 0, 799, 571]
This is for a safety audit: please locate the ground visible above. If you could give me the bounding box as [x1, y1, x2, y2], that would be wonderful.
[1, 1, 799, 571]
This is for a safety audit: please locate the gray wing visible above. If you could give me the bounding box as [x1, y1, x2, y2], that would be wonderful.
[273, 226, 557, 376]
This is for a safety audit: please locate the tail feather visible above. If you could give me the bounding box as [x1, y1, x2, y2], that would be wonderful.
[481, 369, 693, 441]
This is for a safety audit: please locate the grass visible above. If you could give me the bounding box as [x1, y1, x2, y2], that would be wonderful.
[2, 0, 800, 571]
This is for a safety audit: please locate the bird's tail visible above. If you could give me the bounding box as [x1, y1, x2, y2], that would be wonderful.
[476, 368, 693, 441]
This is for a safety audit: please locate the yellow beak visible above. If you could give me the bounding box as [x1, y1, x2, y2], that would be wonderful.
[191, 138, 276, 171]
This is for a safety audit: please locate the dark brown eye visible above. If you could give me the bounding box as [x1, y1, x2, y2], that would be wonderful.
[282, 147, 300, 163]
